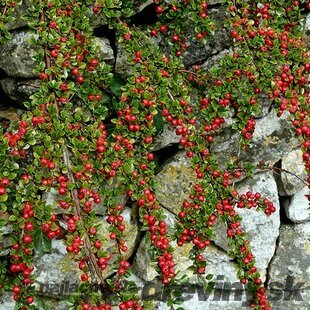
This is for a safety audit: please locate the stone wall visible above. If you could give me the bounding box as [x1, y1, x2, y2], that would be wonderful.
[0, 2, 309, 310]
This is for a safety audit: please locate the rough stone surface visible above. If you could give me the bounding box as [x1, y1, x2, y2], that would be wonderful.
[183, 7, 232, 67]
[0, 107, 21, 123]
[42, 179, 127, 215]
[0, 293, 15, 310]
[211, 111, 300, 169]
[115, 45, 133, 79]
[0, 78, 40, 104]
[97, 207, 139, 263]
[155, 151, 195, 215]
[0, 33, 113, 80]
[305, 14, 310, 32]
[34, 239, 81, 298]
[280, 149, 307, 196]
[134, 235, 240, 284]
[153, 124, 179, 150]
[133, 207, 239, 284]
[0, 31, 40, 78]
[0, 292, 70, 310]
[267, 223, 310, 310]
[0, 225, 12, 256]
[156, 156, 281, 279]
[284, 186, 310, 223]
[94, 37, 115, 65]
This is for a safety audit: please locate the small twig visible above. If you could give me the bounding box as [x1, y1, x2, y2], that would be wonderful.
[269, 166, 308, 186]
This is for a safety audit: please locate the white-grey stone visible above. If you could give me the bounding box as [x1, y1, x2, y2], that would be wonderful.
[133, 207, 239, 284]
[115, 45, 133, 79]
[183, 7, 232, 66]
[156, 152, 280, 281]
[280, 149, 307, 196]
[284, 186, 310, 223]
[34, 239, 81, 297]
[0, 31, 40, 78]
[153, 124, 179, 150]
[6, 1, 30, 31]
[0, 293, 15, 310]
[200, 48, 232, 72]
[34, 207, 139, 297]
[42, 182, 127, 215]
[305, 14, 310, 33]
[267, 223, 310, 310]
[0, 225, 13, 256]
[211, 111, 300, 169]
[94, 37, 114, 65]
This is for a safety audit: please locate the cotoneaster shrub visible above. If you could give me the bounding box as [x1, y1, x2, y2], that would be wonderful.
[0, 0, 309, 309]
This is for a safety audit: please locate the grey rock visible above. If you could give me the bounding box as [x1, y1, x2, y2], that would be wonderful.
[284, 186, 310, 223]
[34, 239, 81, 297]
[34, 208, 138, 297]
[0, 237, 10, 257]
[155, 145, 280, 281]
[280, 149, 307, 196]
[0, 225, 13, 256]
[0, 31, 113, 80]
[267, 223, 310, 310]
[133, 235, 239, 284]
[155, 299, 246, 310]
[93, 37, 115, 65]
[211, 111, 300, 169]
[155, 151, 195, 215]
[183, 7, 232, 67]
[0, 31, 40, 78]
[115, 45, 133, 79]
[153, 124, 179, 150]
[208, 0, 223, 4]
[200, 48, 232, 72]
[305, 14, 310, 33]
[42, 179, 127, 215]
[0, 293, 15, 310]
[0, 78, 40, 104]
[89, 8, 107, 28]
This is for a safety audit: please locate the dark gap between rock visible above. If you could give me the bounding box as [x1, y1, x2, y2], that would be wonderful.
[154, 143, 180, 169]
[129, 4, 158, 26]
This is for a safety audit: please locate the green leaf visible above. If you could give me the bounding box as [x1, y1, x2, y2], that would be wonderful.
[0, 194, 8, 202]
[34, 228, 52, 255]
[109, 75, 126, 98]
[153, 113, 164, 135]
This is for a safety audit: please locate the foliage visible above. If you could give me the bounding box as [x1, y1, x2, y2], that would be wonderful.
[0, 0, 309, 310]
